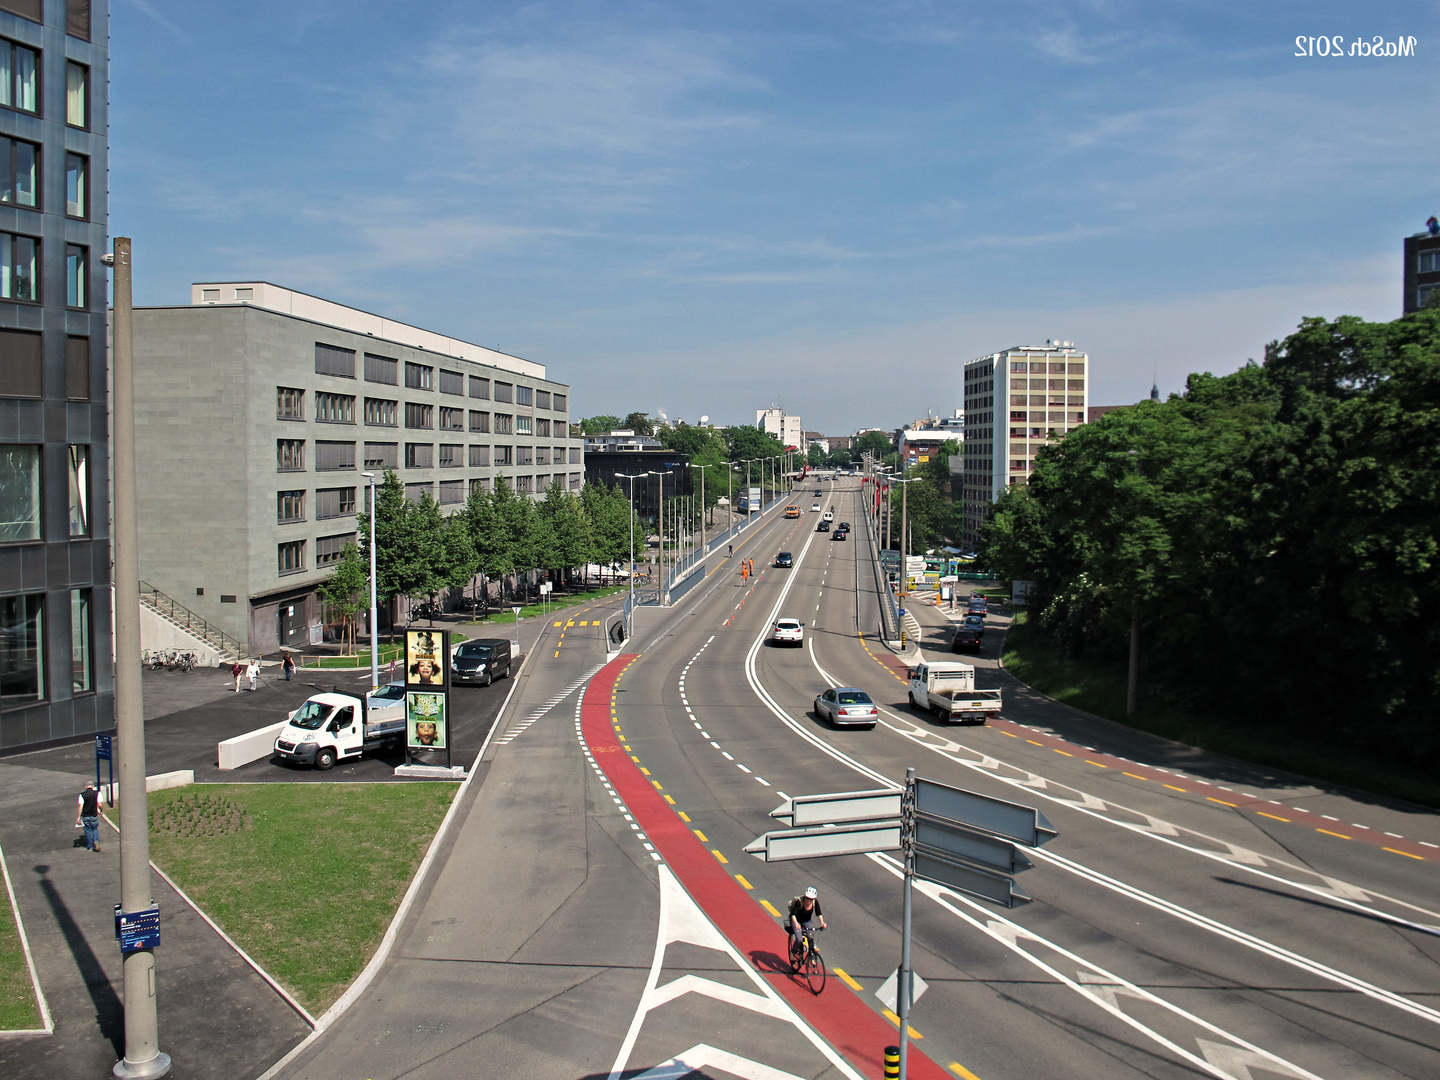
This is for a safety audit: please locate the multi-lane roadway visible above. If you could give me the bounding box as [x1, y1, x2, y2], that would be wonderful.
[274, 475, 1440, 1080]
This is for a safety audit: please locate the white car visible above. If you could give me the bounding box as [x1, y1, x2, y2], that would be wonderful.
[811, 503, 821, 513]
[771, 618, 805, 647]
[822, 510, 835, 522]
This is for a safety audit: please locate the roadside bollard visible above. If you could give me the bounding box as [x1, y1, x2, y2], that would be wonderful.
[885, 1045, 900, 1079]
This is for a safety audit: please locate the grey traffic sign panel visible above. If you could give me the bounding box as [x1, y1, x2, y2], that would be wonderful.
[876, 968, 929, 1013]
[770, 788, 903, 827]
[915, 778, 1057, 847]
[914, 817, 1034, 874]
[745, 819, 902, 862]
[914, 850, 1032, 908]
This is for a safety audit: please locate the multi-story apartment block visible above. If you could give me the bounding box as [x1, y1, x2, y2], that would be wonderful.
[1403, 223, 1440, 313]
[0, 0, 108, 753]
[756, 406, 803, 450]
[960, 342, 1088, 548]
[133, 283, 582, 654]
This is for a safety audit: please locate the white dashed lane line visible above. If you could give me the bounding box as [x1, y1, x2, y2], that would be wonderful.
[677, 638, 774, 788]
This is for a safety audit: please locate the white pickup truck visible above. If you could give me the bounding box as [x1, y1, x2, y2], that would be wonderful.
[273, 684, 408, 770]
[907, 661, 1002, 724]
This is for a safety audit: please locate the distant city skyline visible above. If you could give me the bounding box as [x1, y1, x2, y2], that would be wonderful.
[112, 2, 1430, 432]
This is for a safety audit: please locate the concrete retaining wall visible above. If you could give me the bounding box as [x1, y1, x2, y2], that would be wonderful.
[140, 606, 222, 668]
[218, 722, 288, 771]
[100, 769, 194, 803]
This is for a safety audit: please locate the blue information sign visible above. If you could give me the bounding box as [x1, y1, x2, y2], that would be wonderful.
[95, 734, 111, 760]
[114, 905, 161, 953]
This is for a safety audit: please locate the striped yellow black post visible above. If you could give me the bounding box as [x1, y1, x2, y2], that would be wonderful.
[884, 1045, 900, 1079]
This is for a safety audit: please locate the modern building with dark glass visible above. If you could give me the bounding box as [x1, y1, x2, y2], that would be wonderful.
[0, 0, 108, 753]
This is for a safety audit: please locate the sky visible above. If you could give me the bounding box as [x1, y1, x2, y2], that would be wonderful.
[111, 1, 1440, 433]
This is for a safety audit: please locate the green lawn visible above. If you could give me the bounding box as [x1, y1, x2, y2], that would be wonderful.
[1002, 611, 1440, 809]
[146, 783, 457, 1013]
[0, 872, 41, 1031]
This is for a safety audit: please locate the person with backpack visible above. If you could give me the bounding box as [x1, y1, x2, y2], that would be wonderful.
[75, 781, 101, 852]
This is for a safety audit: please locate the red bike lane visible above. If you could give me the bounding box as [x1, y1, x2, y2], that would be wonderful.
[584, 654, 953, 1080]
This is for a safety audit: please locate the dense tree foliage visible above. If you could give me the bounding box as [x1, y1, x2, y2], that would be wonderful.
[982, 310, 1440, 762]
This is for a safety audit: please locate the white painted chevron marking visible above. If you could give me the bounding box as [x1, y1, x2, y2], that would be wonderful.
[1196, 1040, 1318, 1080]
[630, 1044, 806, 1080]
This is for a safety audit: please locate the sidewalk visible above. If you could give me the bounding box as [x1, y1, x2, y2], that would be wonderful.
[0, 669, 323, 1079]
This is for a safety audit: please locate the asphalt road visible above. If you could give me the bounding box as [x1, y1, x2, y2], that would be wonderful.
[277, 478, 1440, 1080]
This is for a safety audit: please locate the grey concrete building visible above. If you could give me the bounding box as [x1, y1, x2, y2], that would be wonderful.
[0, 0, 109, 752]
[1403, 224, 1440, 313]
[133, 283, 582, 655]
[961, 342, 1089, 548]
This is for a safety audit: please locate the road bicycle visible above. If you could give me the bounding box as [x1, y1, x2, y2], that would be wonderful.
[787, 925, 827, 994]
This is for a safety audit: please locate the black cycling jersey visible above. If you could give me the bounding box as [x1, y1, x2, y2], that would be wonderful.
[787, 896, 823, 923]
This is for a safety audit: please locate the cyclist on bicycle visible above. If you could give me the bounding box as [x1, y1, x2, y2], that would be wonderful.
[785, 886, 826, 959]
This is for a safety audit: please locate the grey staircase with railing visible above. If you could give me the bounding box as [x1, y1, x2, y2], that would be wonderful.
[138, 581, 243, 663]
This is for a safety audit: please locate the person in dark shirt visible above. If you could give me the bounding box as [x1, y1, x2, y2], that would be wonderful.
[785, 886, 826, 959]
[75, 781, 101, 852]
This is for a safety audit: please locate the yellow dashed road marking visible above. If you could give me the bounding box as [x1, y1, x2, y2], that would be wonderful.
[1162, 783, 1187, 792]
[1385, 847, 1424, 860]
[759, 899, 781, 917]
[949, 1063, 983, 1080]
[712, 849, 729, 864]
[1257, 812, 1290, 822]
[881, 1010, 922, 1038]
[693, 829, 709, 842]
[833, 967, 863, 992]
[678, 811, 691, 822]
[1317, 828, 1351, 839]
[1207, 798, 1237, 807]
[735, 874, 753, 890]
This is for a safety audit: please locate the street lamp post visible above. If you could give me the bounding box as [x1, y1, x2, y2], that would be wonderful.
[692, 463, 713, 558]
[361, 472, 380, 692]
[651, 471, 673, 604]
[617, 471, 645, 637]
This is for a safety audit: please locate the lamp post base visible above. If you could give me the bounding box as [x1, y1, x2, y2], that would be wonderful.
[114, 1051, 172, 1079]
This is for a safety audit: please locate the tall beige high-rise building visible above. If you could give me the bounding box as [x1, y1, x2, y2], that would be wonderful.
[960, 342, 1088, 548]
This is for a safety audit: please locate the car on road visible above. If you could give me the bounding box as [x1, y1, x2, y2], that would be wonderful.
[817, 520, 830, 532]
[832, 530, 847, 541]
[452, 637, 513, 685]
[962, 614, 985, 636]
[772, 618, 805, 647]
[814, 687, 878, 728]
[774, 551, 794, 568]
[785, 505, 801, 518]
[814, 489, 823, 496]
[823, 510, 835, 522]
[839, 522, 851, 532]
[811, 503, 821, 513]
[951, 627, 983, 653]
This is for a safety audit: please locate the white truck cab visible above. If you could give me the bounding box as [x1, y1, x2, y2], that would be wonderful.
[273, 684, 408, 770]
[908, 661, 1003, 724]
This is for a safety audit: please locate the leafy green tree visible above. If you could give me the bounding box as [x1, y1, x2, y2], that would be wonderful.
[622, 411, 654, 436]
[576, 414, 622, 436]
[855, 430, 893, 457]
[807, 443, 827, 466]
[317, 542, 369, 654]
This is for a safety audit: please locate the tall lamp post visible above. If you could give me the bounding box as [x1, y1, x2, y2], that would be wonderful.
[889, 473, 919, 609]
[617, 471, 645, 638]
[651, 471, 673, 604]
[361, 472, 380, 691]
[107, 238, 172, 1079]
[692, 463, 713, 557]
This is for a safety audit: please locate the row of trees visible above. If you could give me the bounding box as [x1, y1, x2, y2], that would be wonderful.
[982, 308, 1440, 762]
[319, 472, 643, 650]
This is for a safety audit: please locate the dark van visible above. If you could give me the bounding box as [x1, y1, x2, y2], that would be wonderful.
[451, 637, 512, 686]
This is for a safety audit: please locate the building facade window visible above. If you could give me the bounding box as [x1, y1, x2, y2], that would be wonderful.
[65, 152, 86, 218]
[405, 443, 433, 469]
[515, 386, 533, 406]
[405, 402, 433, 429]
[278, 540, 305, 575]
[438, 444, 462, 468]
[569, 474, 582, 491]
[315, 487, 356, 519]
[64, 60, 88, 128]
[404, 482, 433, 503]
[404, 361, 433, 390]
[314, 440, 356, 472]
[514, 475, 533, 493]
[315, 392, 356, 424]
[494, 445, 512, 466]
[536, 390, 551, 410]
[516, 415, 533, 436]
[439, 369, 464, 395]
[0, 136, 38, 208]
[536, 418, 550, 437]
[277, 490, 305, 523]
[66, 336, 88, 400]
[468, 410, 489, 432]
[439, 479, 464, 505]
[0, 328, 41, 397]
[66, 0, 91, 41]
[68, 444, 88, 536]
[0, 444, 40, 540]
[71, 589, 91, 693]
[277, 439, 305, 472]
[468, 477, 490, 496]
[493, 381, 513, 403]
[438, 406, 464, 431]
[553, 393, 566, 413]
[364, 397, 397, 426]
[468, 375, 490, 399]
[1, 231, 38, 301]
[364, 353, 398, 384]
[316, 532, 353, 566]
[0, 593, 44, 706]
[363, 442, 397, 469]
[315, 343, 356, 379]
[0, 2, 41, 24]
[65, 245, 85, 307]
[568, 446, 582, 464]
[0, 40, 39, 114]
[277, 386, 305, 419]
[468, 445, 489, 467]
[493, 413, 513, 434]
[517, 446, 534, 466]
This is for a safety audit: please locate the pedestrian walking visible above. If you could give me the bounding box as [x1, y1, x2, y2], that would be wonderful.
[246, 658, 260, 691]
[282, 651, 295, 681]
[727, 543, 733, 557]
[231, 660, 244, 692]
[76, 780, 101, 852]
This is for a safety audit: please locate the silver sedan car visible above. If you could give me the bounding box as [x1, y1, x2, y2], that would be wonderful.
[814, 687, 878, 729]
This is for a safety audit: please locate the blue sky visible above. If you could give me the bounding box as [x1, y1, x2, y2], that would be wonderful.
[112, 2, 1440, 433]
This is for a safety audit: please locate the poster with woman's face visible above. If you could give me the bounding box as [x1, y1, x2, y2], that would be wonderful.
[405, 629, 449, 689]
[407, 692, 447, 749]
